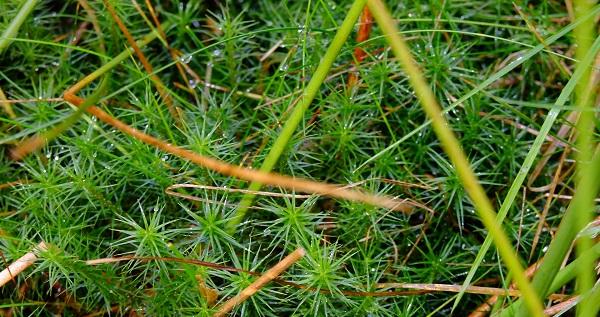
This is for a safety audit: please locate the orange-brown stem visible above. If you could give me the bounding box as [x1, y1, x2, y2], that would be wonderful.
[348, 7, 373, 88]
[62, 93, 413, 213]
[103, 0, 180, 122]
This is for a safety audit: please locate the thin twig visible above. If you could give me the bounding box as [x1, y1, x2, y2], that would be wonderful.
[543, 295, 578, 316]
[468, 259, 541, 317]
[529, 131, 572, 259]
[213, 248, 305, 317]
[376, 282, 569, 301]
[166, 183, 313, 199]
[104, 0, 180, 122]
[0, 242, 47, 287]
[62, 93, 413, 212]
[84, 255, 429, 297]
[0, 97, 63, 104]
[348, 6, 374, 89]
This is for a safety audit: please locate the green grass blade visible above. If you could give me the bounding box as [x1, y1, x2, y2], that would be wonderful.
[227, 0, 368, 232]
[366, 0, 544, 315]
[519, 41, 600, 317]
[572, 1, 598, 316]
[453, 25, 600, 312]
[354, 4, 600, 173]
[501, 149, 600, 317]
[10, 75, 110, 160]
[0, 0, 38, 54]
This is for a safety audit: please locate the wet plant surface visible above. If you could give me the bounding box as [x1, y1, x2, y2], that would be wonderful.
[1, 1, 599, 316]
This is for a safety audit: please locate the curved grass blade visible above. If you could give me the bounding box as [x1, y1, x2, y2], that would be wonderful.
[0, 0, 38, 54]
[571, 0, 599, 315]
[10, 75, 110, 160]
[355, 4, 600, 173]
[229, 0, 368, 232]
[366, 0, 545, 315]
[453, 25, 600, 312]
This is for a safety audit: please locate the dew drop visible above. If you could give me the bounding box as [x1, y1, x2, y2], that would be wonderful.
[189, 79, 198, 89]
[212, 49, 222, 57]
[179, 54, 192, 64]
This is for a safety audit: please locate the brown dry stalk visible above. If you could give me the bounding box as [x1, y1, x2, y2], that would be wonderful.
[529, 132, 572, 259]
[543, 295, 578, 316]
[479, 111, 570, 148]
[0, 242, 47, 287]
[529, 49, 600, 186]
[196, 275, 219, 306]
[377, 282, 569, 301]
[61, 93, 413, 212]
[0, 97, 63, 104]
[213, 248, 305, 317]
[85, 255, 429, 297]
[103, 0, 180, 122]
[167, 178, 432, 203]
[528, 111, 579, 187]
[10, 136, 46, 160]
[0, 86, 16, 118]
[468, 259, 542, 317]
[77, 0, 105, 53]
[513, 3, 571, 77]
[131, 0, 196, 95]
[165, 183, 312, 209]
[142, 0, 165, 39]
[348, 7, 374, 88]
[0, 180, 27, 190]
[543, 193, 600, 202]
[166, 183, 313, 199]
[67, 21, 89, 47]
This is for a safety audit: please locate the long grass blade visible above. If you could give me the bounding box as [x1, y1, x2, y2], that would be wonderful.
[0, 0, 39, 54]
[366, 0, 544, 315]
[571, 1, 599, 316]
[501, 149, 600, 317]
[355, 4, 600, 172]
[454, 24, 600, 312]
[229, 0, 368, 232]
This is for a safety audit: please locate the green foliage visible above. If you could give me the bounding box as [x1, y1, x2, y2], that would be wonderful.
[1, 0, 597, 316]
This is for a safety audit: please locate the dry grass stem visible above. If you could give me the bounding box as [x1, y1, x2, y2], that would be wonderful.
[0, 242, 47, 287]
[103, 0, 180, 122]
[377, 282, 568, 301]
[213, 248, 305, 317]
[61, 92, 413, 212]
